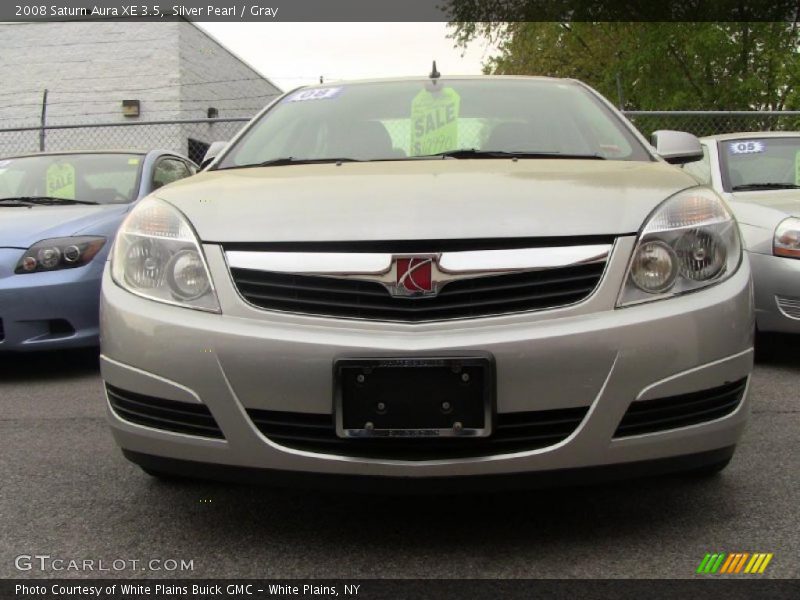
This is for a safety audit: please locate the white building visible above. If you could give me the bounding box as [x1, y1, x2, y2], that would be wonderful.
[0, 21, 281, 162]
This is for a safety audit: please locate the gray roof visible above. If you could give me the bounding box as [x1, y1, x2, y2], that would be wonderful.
[701, 131, 800, 142]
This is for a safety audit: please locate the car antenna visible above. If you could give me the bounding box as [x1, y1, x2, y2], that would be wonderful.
[429, 60, 440, 80]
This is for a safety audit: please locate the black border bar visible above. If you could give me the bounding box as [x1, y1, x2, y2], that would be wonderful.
[3, 0, 800, 22]
[3, 578, 799, 599]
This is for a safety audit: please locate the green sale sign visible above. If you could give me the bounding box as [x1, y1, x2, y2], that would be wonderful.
[409, 87, 461, 156]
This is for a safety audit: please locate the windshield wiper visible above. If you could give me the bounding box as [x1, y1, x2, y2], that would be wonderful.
[0, 198, 36, 207]
[2, 196, 99, 205]
[417, 149, 606, 160]
[216, 151, 606, 170]
[731, 183, 800, 191]
[216, 157, 363, 170]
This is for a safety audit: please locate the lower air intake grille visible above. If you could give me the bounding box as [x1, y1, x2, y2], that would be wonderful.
[776, 295, 800, 319]
[230, 262, 605, 322]
[107, 385, 224, 439]
[247, 406, 589, 460]
[614, 378, 748, 438]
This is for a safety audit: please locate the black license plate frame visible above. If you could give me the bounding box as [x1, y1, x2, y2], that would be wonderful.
[334, 357, 494, 439]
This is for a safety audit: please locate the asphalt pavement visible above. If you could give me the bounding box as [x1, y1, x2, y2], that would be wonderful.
[0, 338, 797, 579]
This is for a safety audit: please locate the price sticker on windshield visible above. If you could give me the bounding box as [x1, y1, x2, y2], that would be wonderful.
[46, 163, 76, 199]
[410, 87, 461, 156]
[729, 140, 765, 154]
[285, 87, 343, 102]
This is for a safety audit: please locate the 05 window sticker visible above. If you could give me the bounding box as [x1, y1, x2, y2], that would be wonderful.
[284, 87, 343, 103]
[729, 140, 765, 154]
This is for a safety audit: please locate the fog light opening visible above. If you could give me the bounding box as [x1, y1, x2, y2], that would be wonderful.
[47, 319, 75, 338]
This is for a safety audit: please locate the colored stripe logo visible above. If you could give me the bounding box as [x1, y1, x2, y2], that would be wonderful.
[697, 552, 773, 574]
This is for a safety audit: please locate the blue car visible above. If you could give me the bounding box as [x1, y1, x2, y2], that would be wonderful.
[0, 150, 197, 351]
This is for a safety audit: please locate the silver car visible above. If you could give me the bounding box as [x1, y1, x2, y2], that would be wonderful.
[686, 132, 800, 333]
[101, 76, 753, 488]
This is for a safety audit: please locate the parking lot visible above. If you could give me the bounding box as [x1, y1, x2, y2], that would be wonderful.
[1, 339, 798, 580]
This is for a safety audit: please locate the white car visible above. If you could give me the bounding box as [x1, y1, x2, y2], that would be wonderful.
[686, 132, 800, 333]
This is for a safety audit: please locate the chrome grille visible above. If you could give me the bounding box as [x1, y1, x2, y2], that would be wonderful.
[226, 240, 611, 321]
[230, 262, 605, 321]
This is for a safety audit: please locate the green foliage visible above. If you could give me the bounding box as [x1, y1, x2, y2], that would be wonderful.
[450, 22, 800, 110]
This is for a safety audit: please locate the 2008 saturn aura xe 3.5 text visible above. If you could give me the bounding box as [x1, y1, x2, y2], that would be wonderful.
[100, 75, 754, 488]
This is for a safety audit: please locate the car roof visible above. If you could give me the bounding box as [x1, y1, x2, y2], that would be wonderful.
[0, 149, 192, 161]
[700, 131, 800, 142]
[294, 74, 572, 90]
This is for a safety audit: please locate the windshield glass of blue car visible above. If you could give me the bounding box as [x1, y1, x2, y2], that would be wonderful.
[215, 79, 652, 169]
[719, 138, 800, 192]
[0, 153, 144, 204]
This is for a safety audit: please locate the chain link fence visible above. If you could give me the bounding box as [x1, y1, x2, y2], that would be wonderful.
[624, 111, 800, 139]
[1, 112, 800, 163]
[0, 118, 250, 165]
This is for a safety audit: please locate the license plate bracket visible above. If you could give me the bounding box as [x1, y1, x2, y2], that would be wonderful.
[334, 357, 494, 439]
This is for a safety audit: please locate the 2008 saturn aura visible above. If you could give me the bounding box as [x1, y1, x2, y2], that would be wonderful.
[101, 76, 754, 488]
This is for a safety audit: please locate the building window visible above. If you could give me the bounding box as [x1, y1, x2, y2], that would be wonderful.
[188, 138, 210, 165]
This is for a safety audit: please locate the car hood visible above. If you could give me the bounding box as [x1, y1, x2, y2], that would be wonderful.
[728, 189, 800, 218]
[0, 204, 130, 248]
[157, 160, 697, 242]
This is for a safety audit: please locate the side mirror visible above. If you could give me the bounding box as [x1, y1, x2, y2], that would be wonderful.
[201, 141, 228, 169]
[651, 130, 703, 165]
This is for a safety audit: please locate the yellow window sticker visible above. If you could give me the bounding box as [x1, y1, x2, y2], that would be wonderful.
[410, 86, 461, 156]
[795, 151, 800, 186]
[128, 158, 140, 165]
[46, 163, 76, 199]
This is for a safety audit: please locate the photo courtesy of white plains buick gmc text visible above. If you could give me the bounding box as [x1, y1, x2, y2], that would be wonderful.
[99, 74, 754, 489]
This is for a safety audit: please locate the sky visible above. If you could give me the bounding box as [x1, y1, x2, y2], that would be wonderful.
[198, 23, 498, 92]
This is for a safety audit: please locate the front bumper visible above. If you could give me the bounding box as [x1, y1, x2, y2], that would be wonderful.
[101, 240, 755, 480]
[0, 248, 104, 351]
[748, 250, 800, 334]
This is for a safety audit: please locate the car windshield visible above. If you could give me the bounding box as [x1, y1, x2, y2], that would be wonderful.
[0, 153, 144, 204]
[216, 78, 651, 169]
[719, 137, 800, 192]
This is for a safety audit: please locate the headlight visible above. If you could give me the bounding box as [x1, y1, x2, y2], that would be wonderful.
[15, 236, 106, 274]
[617, 187, 741, 306]
[773, 217, 800, 258]
[110, 197, 220, 312]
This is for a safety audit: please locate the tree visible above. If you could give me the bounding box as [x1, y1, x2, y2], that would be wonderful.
[449, 21, 800, 110]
